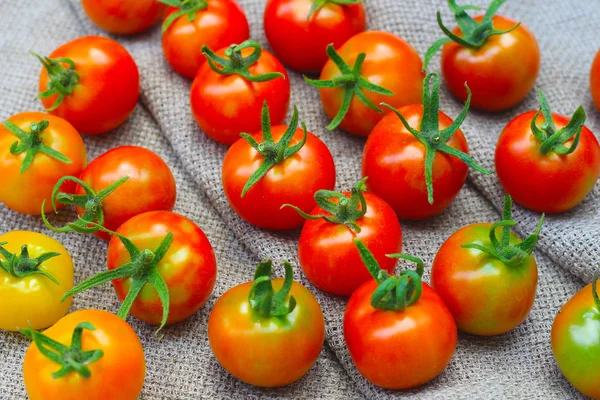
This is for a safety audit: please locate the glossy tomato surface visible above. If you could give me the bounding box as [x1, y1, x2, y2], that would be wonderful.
[0, 112, 86, 215]
[81, 0, 166, 35]
[264, 0, 366, 72]
[208, 278, 325, 387]
[108, 211, 217, 325]
[441, 15, 540, 111]
[592, 50, 600, 112]
[344, 280, 457, 389]
[319, 31, 424, 136]
[495, 111, 600, 213]
[431, 223, 538, 336]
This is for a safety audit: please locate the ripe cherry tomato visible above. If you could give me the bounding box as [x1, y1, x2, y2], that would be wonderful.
[81, 0, 167, 35]
[552, 274, 600, 399]
[0, 231, 73, 331]
[290, 178, 402, 296]
[0, 112, 86, 215]
[344, 240, 457, 389]
[362, 73, 489, 220]
[431, 196, 543, 336]
[222, 103, 335, 230]
[191, 40, 290, 145]
[495, 92, 600, 213]
[22, 309, 145, 400]
[592, 50, 600, 112]
[208, 260, 324, 387]
[63, 211, 217, 328]
[264, 0, 366, 72]
[307, 30, 424, 136]
[35, 36, 139, 135]
[161, 0, 250, 78]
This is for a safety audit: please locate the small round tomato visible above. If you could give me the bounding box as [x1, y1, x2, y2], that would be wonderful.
[495, 92, 600, 213]
[22, 309, 145, 400]
[294, 178, 402, 296]
[307, 30, 424, 136]
[35, 36, 139, 135]
[344, 240, 457, 389]
[208, 260, 324, 387]
[0, 231, 73, 331]
[431, 196, 542, 336]
[592, 50, 600, 112]
[81, 0, 167, 35]
[0, 112, 86, 215]
[161, 0, 250, 78]
[552, 276, 600, 399]
[191, 40, 290, 145]
[264, 0, 366, 72]
[222, 103, 335, 230]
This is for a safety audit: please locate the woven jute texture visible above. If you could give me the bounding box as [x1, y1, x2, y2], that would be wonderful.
[1, 0, 599, 398]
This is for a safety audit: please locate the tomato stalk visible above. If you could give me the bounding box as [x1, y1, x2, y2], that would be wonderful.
[531, 91, 586, 155]
[382, 73, 490, 204]
[462, 195, 544, 267]
[249, 260, 297, 317]
[305, 45, 393, 130]
[306, 0, 363, 21]
[593, 269, 600, 312]
[31, 52, 80, 112]
[159, 0, 208, 33]
[423, 0, 520, 70]
[0, 243, 60, 284]
[21, 322, 104, 379]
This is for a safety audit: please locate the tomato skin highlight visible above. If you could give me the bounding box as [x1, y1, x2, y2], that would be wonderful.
[495, 111, 600, 213]
[362, 105, 469, 220]
[592, 50, 600, 112]
[190, 47, 290, 145]
[344, 280, 457, 389]
[81, 0, 166, 35]
[431, 223, 538, 336]
[318, 31, 424, 137]
[441, 15, 540, 112]
[552, 283, 600, 399]
[222, 127, 336, 230]
[162, 0, 250, 79]
[208, 278, 325, 387]
[23, 310, 145, 400]
[0, 112, 86, 215]
[298, 192, 402, 296]
[264, 0, 366, 73]
[108, 211, 217, 325]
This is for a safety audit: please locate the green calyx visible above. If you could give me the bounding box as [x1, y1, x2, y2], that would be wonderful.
[0, 243, 60, 284]
[159, 0, 208, 33]
[61, 221, 174, 331]
[423, 0, 520, 70]
[202, 40, 285, 83]
[592, 268, 600, 312]
[531, 91, 586, 156]
[283, 177, 368, 233]
[41, 176, 129, 235]
[307, 0, 363, 21]
[462, 195, 544, 267]
[3, 120, 71, 174]
[305, 44, 394, 131]
[32, 52, 80, 112]
[382, 73, 490, 205]
[248, 260, 297, 318]
[21, 322, 104, 379]
[354, 239, 424, 311]
[239, 101, 308, 197]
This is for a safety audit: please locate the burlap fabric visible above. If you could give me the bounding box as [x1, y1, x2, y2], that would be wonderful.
[1, 0, 599, 398]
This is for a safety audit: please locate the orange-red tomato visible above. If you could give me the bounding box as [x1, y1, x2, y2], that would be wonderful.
[591, 50, 600, 112]
[441, 15, 540, 111]
[36, 36, 139, 135]
[264, 0, 366, 72]
[0, 112, 86, 215]
[81, 0, 166, 35]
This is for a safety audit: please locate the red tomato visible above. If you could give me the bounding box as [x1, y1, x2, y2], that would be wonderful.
[191, 41, 290, 145]
[495, 92, 600, 213]
[161, 0, 250, 78]
[309, 31, 424, 136]
[264, 0, 366, 72]
[35, 36, 139, 135]
[592, 50, 600, 112]
[222, 104, 336, 230]
[81, 0, 166, 35]
[0, 112, 86, 215]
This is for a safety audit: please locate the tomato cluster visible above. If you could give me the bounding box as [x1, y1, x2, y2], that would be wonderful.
[1, 0, 599, 398]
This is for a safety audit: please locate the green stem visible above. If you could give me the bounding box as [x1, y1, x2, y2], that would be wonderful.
[31, 52, 80, 111]
[248, 260, 297, 317]
[306, 0, 363, 21]
[593, 268, 600, 312]
[0, 243, 60, 284]
[158, 0, 208, 33]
